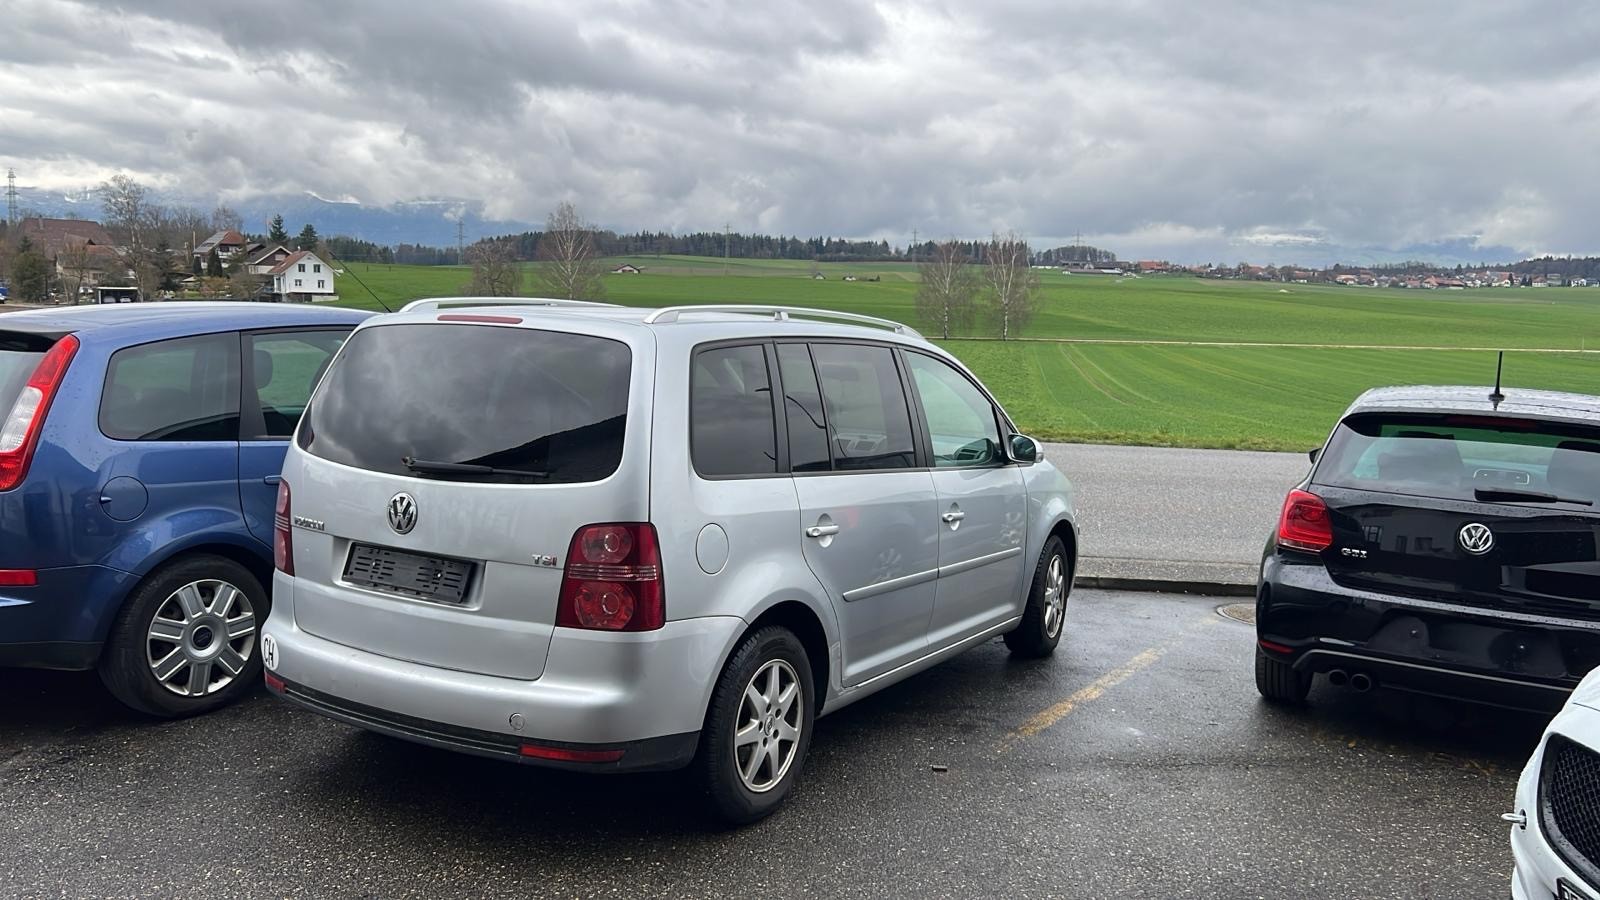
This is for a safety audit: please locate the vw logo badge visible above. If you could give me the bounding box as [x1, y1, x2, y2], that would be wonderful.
[388, 492, 418, 535]
[1458, 522, 1494, 555]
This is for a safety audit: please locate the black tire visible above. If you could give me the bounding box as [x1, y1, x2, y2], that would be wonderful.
[696, 626, 816, 826]
[1254, 646, 1311, 704]
[1004, 535, 1070, 658]
[98, 554, 269, 718]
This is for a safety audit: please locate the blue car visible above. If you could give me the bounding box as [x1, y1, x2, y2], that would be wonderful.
[0, 302, 370, 716]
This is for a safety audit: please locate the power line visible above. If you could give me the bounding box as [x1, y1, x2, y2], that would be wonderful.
[456, 217, 465, 265]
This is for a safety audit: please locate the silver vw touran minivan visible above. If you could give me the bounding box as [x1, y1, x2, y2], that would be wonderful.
[261, 298, 1077, 823]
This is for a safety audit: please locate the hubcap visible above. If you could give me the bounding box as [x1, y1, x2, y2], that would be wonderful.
[1042, 554, 1067, 639]
[733, 658, 803, 793]
[145, 579, 256, 698]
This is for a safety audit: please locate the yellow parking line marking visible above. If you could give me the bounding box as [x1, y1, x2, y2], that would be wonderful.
[997, 615, 1217, 754]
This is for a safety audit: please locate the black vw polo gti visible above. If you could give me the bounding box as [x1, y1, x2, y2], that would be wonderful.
[1256, 385, 1600, 711]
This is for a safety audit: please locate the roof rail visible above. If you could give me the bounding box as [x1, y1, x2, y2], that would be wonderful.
[641, 305, 922, 338]
[399, 296, 617, 314]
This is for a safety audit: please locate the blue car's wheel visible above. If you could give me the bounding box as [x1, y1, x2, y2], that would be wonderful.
[99, 554, 268, 718]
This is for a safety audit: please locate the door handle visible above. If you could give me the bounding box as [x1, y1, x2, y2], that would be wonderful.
[941, 511, 966, 523]
[262, 475, 282, 486]
[806, 524, 841, 539]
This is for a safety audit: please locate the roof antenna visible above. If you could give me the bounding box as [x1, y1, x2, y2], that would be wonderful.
[1488, 351, 1505, 408]
[324, 247, 392, 313]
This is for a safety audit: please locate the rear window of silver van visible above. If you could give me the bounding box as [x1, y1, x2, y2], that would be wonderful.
[298, 323, 631, 484]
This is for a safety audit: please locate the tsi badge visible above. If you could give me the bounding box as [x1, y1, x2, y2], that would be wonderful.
[261, 633, 278, 672]
[1459, 522, 1495, 555]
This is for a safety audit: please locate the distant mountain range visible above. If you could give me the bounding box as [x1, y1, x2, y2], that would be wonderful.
[10, 185, 535, 248]
[2, 183, 1538, 269]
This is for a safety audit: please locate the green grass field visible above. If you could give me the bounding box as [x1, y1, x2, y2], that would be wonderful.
[327, 257, 1600, 451]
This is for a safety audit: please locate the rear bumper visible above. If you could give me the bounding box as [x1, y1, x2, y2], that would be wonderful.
[1259, 556, 1600, 711]
[0, 565, 139, 670]
[261, 587, 744, 769]
[268, 676, 701, 773]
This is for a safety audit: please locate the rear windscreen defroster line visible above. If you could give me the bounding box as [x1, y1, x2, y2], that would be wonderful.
[299, 323, 632, 484]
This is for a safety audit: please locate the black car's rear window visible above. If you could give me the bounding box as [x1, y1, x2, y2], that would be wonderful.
[299, 324, 631, 484]
[0, 331, 56, 415]
[1314, 413, 1600, 507]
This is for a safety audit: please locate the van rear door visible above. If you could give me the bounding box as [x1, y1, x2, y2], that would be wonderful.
[286, 321, 643, 681]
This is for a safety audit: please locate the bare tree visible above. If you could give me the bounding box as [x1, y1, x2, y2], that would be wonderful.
[915, 240, 978, 339]
[983, 232, 1039, 340]
[466, 239, 522, 296]
[99, 175, 150, 252]
[210, 204, 243, 233]
[57, 241, 93, 304]
[534, 201, 606, 301]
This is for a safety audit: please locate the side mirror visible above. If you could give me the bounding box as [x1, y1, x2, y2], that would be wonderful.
[1308, 447, 1322, 463]
[1009, 434, 1040, 464]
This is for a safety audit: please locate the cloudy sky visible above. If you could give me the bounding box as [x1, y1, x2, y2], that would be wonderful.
[2, 0, 1597, 263]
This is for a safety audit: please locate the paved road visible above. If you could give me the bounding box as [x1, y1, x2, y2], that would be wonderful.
[1043, 442, 1312, 589]
[0, 590, 1541, 898]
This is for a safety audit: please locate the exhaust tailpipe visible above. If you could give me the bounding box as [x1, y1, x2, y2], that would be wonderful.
[1350, 672, 1374, 693]
[1326, 669, 1349, 687]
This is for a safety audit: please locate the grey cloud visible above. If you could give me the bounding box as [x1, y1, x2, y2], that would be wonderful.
[2, 0, 1597, 263]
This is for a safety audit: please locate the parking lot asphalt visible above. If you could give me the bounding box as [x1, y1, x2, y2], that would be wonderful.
[1044, 442, 1311, 590]
[0, 589, 1541, 899]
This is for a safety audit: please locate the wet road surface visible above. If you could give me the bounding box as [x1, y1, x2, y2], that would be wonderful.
[0, 590, 1544, 898]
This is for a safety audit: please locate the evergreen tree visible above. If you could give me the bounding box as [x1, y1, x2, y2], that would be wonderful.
[191, 254, 202, 277]
[295, 224, 319, 251]
[206, 248, 224, 277]
[11, 237, 51, 303]
[268, 215, 290, 245]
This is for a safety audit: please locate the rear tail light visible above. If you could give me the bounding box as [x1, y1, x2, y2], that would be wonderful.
[1277, 489, 1333, 553]
[0, 334, 78, 492]
[557, 523, 663, 631]
[273, 480, 294, 575]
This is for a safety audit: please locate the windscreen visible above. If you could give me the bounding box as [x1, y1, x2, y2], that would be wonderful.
[298, 324, 631, 484]
[1314, 413, 1600, 507]
[0, 332, 55, 415]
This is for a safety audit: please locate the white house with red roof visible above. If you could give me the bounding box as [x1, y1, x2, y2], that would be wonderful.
[193, 229, 248, 264]
[263, 249, 337, 302]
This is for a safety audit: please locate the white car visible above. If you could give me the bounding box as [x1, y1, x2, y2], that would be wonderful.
[1510, 667, 1600, 899]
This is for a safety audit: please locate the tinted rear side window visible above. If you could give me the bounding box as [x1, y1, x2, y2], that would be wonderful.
[691, 344, 777, 477]
[810, 343, 916, 471]
[0, 332, 53, 415]
[776, 343, 831, 472]
[1315, 413, 1600, 506]
[300, 324, 631, 484]
[101, 333, 241, 441]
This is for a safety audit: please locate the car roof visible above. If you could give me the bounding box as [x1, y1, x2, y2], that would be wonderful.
[361, 300, 938, 353]
[0, 302, 371, 342]
[1346, 385, 1600, 425]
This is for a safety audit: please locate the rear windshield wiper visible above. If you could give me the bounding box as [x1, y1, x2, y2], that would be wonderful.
[402, 456, 548, 479]
[1475, 487, 1594, 507]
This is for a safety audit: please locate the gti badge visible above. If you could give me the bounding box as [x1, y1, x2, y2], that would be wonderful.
[1458, 522, 1494, 555]
[388, 492, 418, 535]
[1340, 547, 1368, 559]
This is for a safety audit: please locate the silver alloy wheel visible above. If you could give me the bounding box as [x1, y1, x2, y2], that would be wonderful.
[1042, 554, 1066, 639]
[145, 579, 257, 698]
[733, 658, 803, 793]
